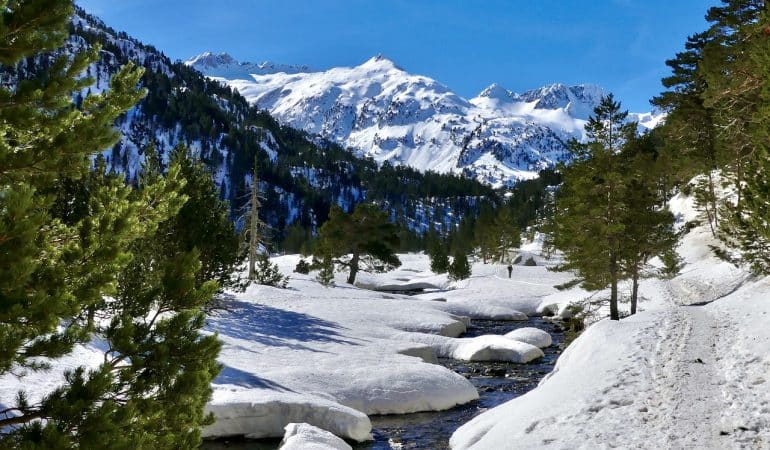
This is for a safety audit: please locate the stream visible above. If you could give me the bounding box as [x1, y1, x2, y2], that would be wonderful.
[202, 317, 565, 450]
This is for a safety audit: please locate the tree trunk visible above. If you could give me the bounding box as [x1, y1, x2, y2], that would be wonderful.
[609, 254, 620, 321]
[347, 252, 360, 285]
[248, 157, 260, 280]
[703, 171, 718, 237]
[631, 271, 639, 315]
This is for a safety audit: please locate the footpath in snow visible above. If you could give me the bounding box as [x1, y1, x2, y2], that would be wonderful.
[451, 193, 770, 449]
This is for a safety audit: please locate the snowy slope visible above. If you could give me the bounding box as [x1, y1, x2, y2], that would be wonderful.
[187, 54, 663, 186]
[450, 192, 770, 449]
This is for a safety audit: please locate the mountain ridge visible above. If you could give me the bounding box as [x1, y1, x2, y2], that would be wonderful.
[187, 52, 662, 186]
[41, 8, 500, 246]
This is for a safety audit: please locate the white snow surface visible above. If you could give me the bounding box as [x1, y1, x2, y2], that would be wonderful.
[451, 191, 770, 449]
[279, 423, 353, 450]
[188, 53, 663, 187]
[198, 251, 578, 440]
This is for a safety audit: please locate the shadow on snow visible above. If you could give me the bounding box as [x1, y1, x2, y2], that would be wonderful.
[206, 299, 362, 351]
[214, 365, 295, 391]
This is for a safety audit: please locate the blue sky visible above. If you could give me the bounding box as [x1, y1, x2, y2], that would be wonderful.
[77, 0, 717, 112]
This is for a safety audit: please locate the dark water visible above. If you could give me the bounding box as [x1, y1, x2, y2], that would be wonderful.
[202, 318, 565, 450]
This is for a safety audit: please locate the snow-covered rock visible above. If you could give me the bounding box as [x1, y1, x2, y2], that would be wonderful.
[450, 335, 544, 363]
[279, 423, 352, 450]
[203, 392, 371, 441]
[504, 327, 552, 348]
[189, 53, 662, 187]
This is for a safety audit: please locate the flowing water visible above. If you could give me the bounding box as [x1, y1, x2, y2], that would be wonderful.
[202, 317, 565, 449]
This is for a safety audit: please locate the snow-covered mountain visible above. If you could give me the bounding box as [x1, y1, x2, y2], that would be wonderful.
[185, 51, 313, 79]
[45, 9, 495, 240]
[187, 53, 662, 186]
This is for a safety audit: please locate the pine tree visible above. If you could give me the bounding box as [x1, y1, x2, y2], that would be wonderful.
[164, 144, 242, 290]
[429, 240, 450, 274]
[474, 205, 497, 264]
[0, 2, 220, 446]
[103, 156, 222, 448]
[0, 0, 143, 414]
[657, 1, 770, 274]
[316, 203, 401, 284]
[315, 256, 336, 287]
[618, 133, 678, 314]
[294, 258, 312, 274]
[652, 31, 723, 235]
[699, 0, 764, 209]
[448, 252, 472, 281]
[552, 95, 637, 321]
[252, 254, 289, 288]
[716, 3, 770, 274]
[493, 206, 521, 262]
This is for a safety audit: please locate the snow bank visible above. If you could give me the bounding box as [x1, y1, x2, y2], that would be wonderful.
[504, 327, 552, 348]
[432, 300, 528, 321]
[397, 331, 544, 364]
[450, 313, 656, 449]
[203, 391, 371, 441]
[279, 423, 352, 450]
[355, 280, 444, 291]
[321, 363, 479, 415]
[396, 344, 438, 363]
[450, 335, 544, 363]
[536, 285, 592, 319]
[0, 251, 567, 445]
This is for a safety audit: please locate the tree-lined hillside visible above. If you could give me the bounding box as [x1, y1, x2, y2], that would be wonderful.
[8, 8, 495, 251]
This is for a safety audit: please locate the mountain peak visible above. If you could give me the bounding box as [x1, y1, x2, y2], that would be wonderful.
[185, 51, 238, 68]
[361, 54, 402, 71]
[517, 83, 606, 119]
[478, 83, 515, 100]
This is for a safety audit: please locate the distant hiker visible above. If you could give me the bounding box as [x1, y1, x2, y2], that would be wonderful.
[507, 264, 513, 278]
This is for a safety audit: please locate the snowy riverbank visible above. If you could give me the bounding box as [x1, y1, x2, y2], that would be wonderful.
[450, 193, 770, 449]
[201, 252, 573, 441]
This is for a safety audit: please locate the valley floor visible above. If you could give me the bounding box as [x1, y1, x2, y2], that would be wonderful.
[2, 194, 768, 450]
